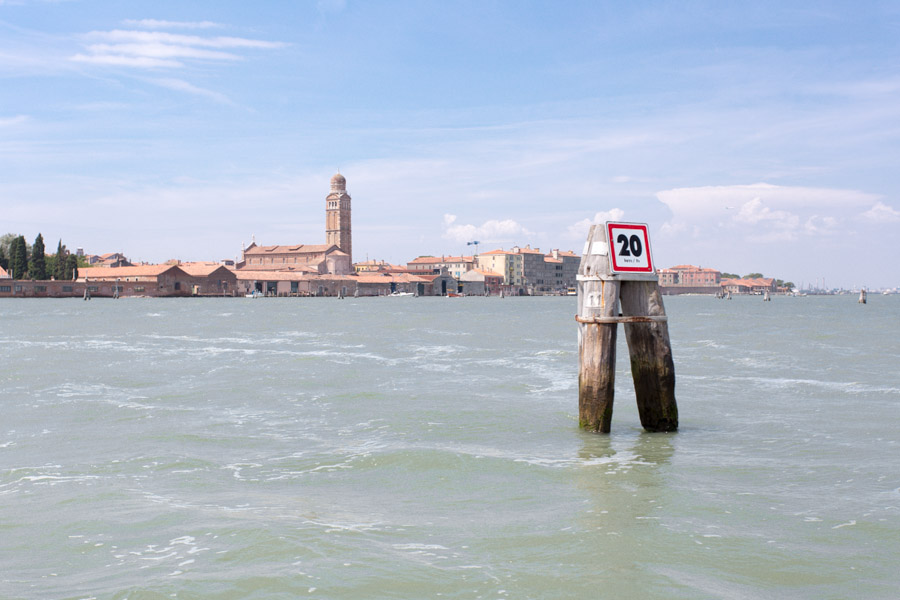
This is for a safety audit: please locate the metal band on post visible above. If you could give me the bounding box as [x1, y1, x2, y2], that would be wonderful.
[575, 314, 668, 324]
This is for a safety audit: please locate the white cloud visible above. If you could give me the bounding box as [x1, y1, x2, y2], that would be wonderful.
[733, 197, 798, 226]
[566, 208, 625, 241]
[84, 30, 286, 50]
[85, 43, 240, 62]
[861, 201, 900, 223]
[442, 214, 533, 244]
[656, 183, 880, 243]
[70, 29, 286, 71]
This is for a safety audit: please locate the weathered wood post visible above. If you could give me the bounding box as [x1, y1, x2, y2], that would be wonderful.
[577, 222, 678, 432]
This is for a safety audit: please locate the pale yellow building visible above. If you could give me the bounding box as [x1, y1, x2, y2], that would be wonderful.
[476, 250, 524, 288]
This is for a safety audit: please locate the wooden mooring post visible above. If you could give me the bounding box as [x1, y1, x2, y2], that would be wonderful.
[577, 222, 678, 433]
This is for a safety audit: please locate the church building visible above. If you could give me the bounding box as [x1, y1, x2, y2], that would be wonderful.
[236, 173, 353, 275]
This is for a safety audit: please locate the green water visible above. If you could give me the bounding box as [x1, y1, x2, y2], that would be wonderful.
[1, 295, 898, 599]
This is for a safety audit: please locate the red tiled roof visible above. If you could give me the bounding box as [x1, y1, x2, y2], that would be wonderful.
[407, 255, 473, 264]
[179, 262, 234, 277]
[78, 265, 182, 279]
[244, 244, 337, 255]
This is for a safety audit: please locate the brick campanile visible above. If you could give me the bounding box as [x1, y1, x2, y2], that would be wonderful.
[325, 172, 352, 263]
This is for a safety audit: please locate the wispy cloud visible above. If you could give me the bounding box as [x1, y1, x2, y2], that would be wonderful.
[70, 28, 286, 70]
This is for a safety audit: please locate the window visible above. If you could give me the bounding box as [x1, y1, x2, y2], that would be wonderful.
[62, 286, 73, 293]
[35, 285, 47, 292]
[134, 286, 145, 292]
[0, 286, 10, 292]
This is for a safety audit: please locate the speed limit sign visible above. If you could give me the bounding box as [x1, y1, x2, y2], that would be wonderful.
[606, 222, 654, 274]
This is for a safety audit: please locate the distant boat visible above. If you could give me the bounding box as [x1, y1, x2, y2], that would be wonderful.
[245, 290, 260, 298]
[390, 291, 413, 297]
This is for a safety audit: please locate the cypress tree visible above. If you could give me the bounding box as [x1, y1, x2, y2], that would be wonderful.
[0, 245, 7, 271]
[54, 240, 67, 281]
[11, 235, 28, 279]
[65, 254, 79, 281]
[30, 233, 47, 280]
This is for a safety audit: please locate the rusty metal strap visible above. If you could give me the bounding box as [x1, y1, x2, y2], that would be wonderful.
[575, 314, 668, 324]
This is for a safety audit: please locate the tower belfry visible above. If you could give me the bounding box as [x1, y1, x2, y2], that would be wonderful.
[325, 172, 352, 263]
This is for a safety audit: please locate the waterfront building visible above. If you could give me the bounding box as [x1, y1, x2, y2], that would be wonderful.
[178, 262, 238, 295]
[406, 255, 475, 280]
[459, 269, 503, 296]
[658, 264, 723, 295]
[510, 245, 547, 293]
[548, 249, 580, 292]
[721, 277, 777, 295]
[236, 173, 353, 276]
[77, 265, 194, 297]
[476, 250, 524, 293]
[85, 252, 132, 267]
[238, 244, 351, 275]
[354, 260, 407, 273]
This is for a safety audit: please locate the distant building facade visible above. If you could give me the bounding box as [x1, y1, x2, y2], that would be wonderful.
[406, 255, 474, 279]
[658, 265, 722, 295]
[476, 250, 524, 291]
[721, 277, 776, 294]
[236, 173, 353, 276]
[325, 173, 352, 263]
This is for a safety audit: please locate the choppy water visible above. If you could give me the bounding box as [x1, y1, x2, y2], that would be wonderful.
[1, 295, 898, 599]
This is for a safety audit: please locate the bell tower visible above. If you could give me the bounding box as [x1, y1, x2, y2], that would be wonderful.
[325, 172, 352, 263]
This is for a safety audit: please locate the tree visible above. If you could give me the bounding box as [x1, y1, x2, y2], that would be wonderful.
[743, 272, 764, 279]
[30, 233, 47, 280]
[65, 254, 79, 281]
[0, 245, 7, 271]
[54, 240, 68, 281]
[10, 235, 28, 279]
[721, 272, 739, 279]
[0, 233, 18, 259]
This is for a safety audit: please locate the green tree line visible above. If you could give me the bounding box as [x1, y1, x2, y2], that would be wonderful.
[0, 233, 85, 281]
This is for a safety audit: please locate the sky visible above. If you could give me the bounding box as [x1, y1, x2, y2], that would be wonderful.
[1, 0, 899, 289]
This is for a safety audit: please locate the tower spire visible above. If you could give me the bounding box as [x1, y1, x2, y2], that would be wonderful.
[325, 172, 352, 263]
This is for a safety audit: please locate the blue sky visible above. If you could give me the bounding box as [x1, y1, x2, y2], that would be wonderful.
[2, 0, 899, 288]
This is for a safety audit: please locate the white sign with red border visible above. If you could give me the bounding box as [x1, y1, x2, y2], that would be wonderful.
[606, 222, 654, 274]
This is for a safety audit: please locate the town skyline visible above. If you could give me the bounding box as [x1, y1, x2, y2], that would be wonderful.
[2, 1, 899, 288]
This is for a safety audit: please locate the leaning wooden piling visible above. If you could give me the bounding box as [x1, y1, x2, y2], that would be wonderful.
[576, 223, 678, 433]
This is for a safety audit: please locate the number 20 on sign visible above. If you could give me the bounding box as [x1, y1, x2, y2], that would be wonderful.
[606, 222, 654, 273]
